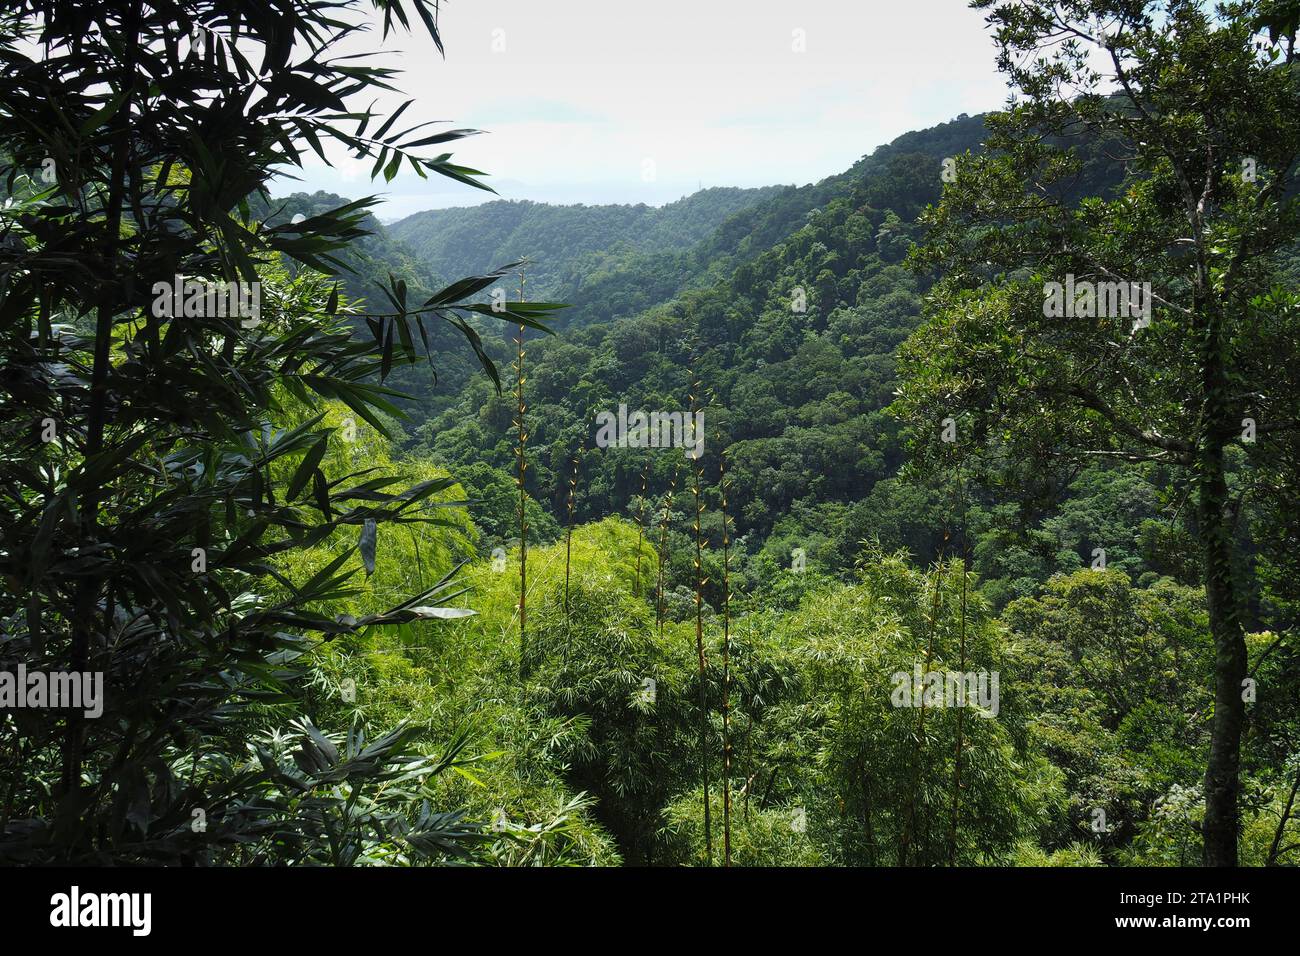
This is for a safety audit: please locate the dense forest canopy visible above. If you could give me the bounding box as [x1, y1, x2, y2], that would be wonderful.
[0, 0, 1298, 872]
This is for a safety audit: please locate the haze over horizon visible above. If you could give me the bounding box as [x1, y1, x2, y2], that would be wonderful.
[276, 0, 1009, 218]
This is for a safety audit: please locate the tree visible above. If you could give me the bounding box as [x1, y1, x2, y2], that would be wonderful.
[895, 0, 1300, 864]
[0, 0, 555, 862]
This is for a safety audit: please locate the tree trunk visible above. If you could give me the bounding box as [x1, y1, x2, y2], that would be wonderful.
[1199, 308, 1247, 867]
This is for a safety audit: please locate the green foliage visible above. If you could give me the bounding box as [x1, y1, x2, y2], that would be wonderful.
[4, 0, 1297, 871]
[1004, 570, 1212, 857]
[661, 788, 824, 866]
[524, 581, 683, 864]
[454, 461, 560, 549]
[895, 0, 1300, 866]
[1008, 840, 1105, 867]
[0, 0, 553, 864]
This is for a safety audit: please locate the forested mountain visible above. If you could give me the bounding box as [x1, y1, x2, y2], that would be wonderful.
[249, 184, 794, 410]
[402, 113, 1010, 567]
[392, 109, 1164, 605]
[389, 186, 785, 301]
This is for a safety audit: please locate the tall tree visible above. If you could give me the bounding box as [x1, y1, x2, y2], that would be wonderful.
[896, 0, 1300, 864]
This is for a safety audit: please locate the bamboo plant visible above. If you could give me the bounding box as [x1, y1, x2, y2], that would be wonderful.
[687, 368, 713, 864]
[514, 271, 528, 678]
[719, 448, 734, 866]
[633, 456, 650, 599]
[564, 439, 585, 625]
[654, 462, 680, 642]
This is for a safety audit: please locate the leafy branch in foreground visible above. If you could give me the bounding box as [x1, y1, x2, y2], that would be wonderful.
[0, 0, 560, 863]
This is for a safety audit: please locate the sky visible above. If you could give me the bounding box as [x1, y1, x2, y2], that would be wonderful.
[277, 0, 1012, 220]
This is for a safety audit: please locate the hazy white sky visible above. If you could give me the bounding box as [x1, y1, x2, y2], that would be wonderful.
[279, 0, 1010, 218]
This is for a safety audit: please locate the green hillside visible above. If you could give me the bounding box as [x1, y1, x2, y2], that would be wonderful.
[389, 186, 785, 301]
[407, 112, 992, 555]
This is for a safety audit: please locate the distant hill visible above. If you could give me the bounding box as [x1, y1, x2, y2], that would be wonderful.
[262, 109, 1136, 568]
[388, 186, 785, 301]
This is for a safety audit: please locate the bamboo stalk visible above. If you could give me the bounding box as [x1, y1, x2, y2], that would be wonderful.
[655, 463, 680, 642]
[688, 370, 713, 864]
[948, 466, 969, 866]
[719, 448, 734, 867]
[633, 457, 650, 599]
[563, 438, 584, 662]
[514, 272, 528, 679]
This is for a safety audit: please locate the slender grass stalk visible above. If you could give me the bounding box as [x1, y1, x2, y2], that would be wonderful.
[744, 712, 755, 822]
[719, 448, 734, 867]
[633, 457, 650, 599]
[688, 370, 713, 864]
[561, 442, 582, 665]
[655, 462, 680, 642]
[514, 271, 528, 679]
[949, 466, 970, 865]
